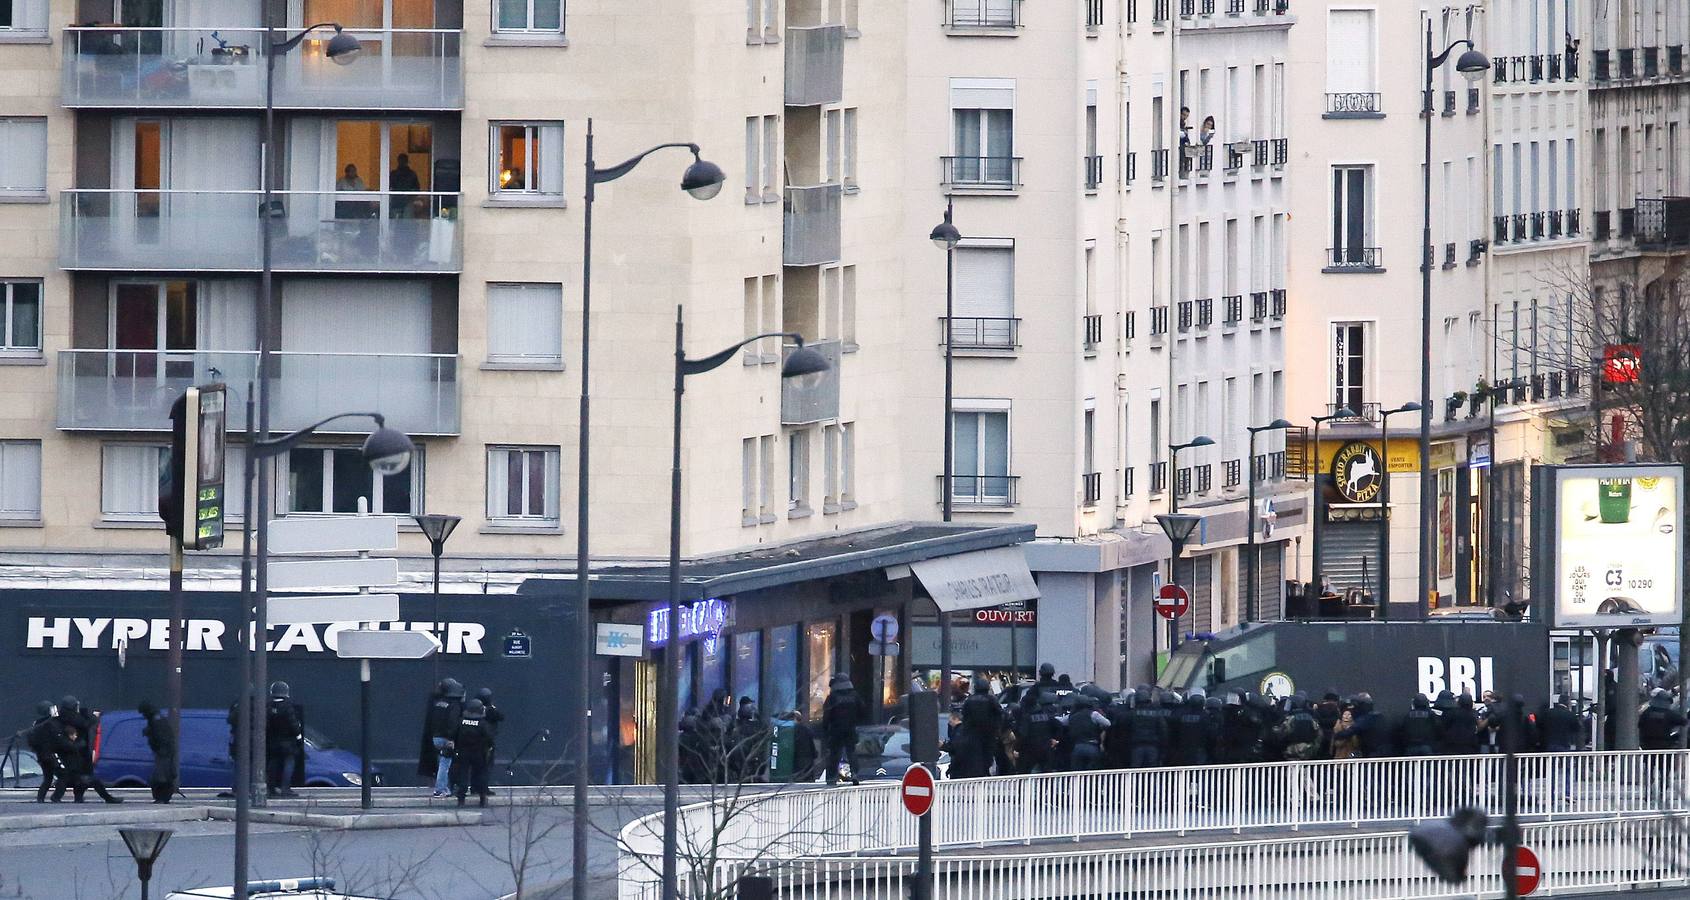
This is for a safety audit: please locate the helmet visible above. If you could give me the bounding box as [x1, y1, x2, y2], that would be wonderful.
[59, 695, 80, 714]
[35, 700, 53, 717]
[269, 681, 290, 700]
[441, 678, 465, 699]
[1039, 662, 1056, 678]
[1205, 696, 1224, 711]
[464, 699, 486, 716]
[1188, 688, 1207, 703]
[476, 687, 494, 702]
[1186, 693, 1205, 709]
[1413, 693, 1431, 710]
[830, 673, 852, 690]
[1650, 691, 1673, 708]
[137, 700, 158, 717]
[1433, 690, 1457, 711]
[973, 676, 991, 695]
[1161, 690, 1183, 707]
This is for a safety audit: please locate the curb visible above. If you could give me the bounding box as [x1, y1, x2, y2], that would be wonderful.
[0, 805, 207, 831]
[203, 807, 483, 829]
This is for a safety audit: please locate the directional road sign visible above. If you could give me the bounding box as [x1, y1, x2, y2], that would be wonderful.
[901, 763, 935, 817]
[268, 557, 399, 592]
[269, 593, 400, 626]
[1515, 846, 1541, 896]
[335, 628, 439, 660]
[269, 515, 399, 555]
[1154, 584, 1190, 620]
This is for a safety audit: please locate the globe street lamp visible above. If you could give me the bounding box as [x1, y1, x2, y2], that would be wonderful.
[413, 514, 462, 684]
[1244, 419, 1293, 623]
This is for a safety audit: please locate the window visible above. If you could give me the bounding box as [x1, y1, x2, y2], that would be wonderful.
[744, 115, 779, 203]
[0, 439, 41, 520]
[950, 79, 1015, 185]
[1330, 165, 1374, 266]
[758, 434, 775, 520]
[841, 265, 857, 348]
[290, 447, 423, 516]
[100, 444, 165, 521]
[741, 437, 758, 524]
[840, 421, 855, 507]
[843, 108, 859, 188]
[0, 118, 46, 198]
[1332, 322, 1369, 413]
[490, 122, 564, 197]
[825, 107, 859, 189]
[951, 241, 1014, 348]
[740, 433, 777, 524]
[747, 0, 778, 41]
[823, 423, 841, 512]
[495, 0, 562, 34]
[743, 273, 779, 362]
[0, 0, 46, 33]
[486, 446, 558, 525]
[952, 408, 1010, 504]
[0, 279, 41, 354]
[1326, 9, 1377, 93]
[486, 283, 563, 367]
[788, 428, 811, 514]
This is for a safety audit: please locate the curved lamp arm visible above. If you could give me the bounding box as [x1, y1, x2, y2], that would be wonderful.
[681, 331, 804, 378]
[252, 411, 385, 459]
[273, 22, 343, 55]
[591, 143, 703, 186]
[1429, 38, 1473, 70]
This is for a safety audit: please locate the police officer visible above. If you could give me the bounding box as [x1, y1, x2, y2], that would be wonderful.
[26, 700, 61, 803]
[1398, 694, 1440, 756]
[1060, 695, 1110, 771]
[1033, 662, 1059, 697]
[1438, 693, 1482, 755]
[1276, 694, 1322, 762]
[1015, 689, 1057, 774]
[265, 682, 302, 798]
[137, 700, 178, 803]
[1170, 692, 1216, 767]
[1538, 697, 1582, 752]
[1103, 691, 1135, 770]
[820, 674, 865, 786]
[1127, 686, 1167, 768]
[51, 697, 122, 803]
[1639, 691, 1686, 750]
[451, 698, 495, 806]
[957, 677, 1003, 778]
[421, 679, 464, 798]
[1220, 693, 1258, 763]
[1334, 693, 1390, 758]
[474, 688, 504, 794]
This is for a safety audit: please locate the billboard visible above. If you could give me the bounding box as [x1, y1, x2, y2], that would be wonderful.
[1549, 463, 1684, 627]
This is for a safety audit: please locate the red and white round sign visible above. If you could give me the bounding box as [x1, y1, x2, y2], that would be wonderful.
[1514, 846, 1541, 896]
[1154, 584, 1190, 620]
[901, 763, 935, 817]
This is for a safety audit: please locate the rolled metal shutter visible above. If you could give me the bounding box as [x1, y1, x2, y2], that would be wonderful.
[1258, 541, 1285, 621]
[1320, 521, 1383, 595]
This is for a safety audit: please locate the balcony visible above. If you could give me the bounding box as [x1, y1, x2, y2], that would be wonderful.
[1152, 0, 1170, 24]
[1469, 238, 1485, 263]
[1442, 90, 1457, 115]
[1494, 214, 1510, 243]
[944, 0, 1023, 28]
[1530, 55, 1545, 82]
[1548, 209, 1564, 238]
[1547, 53, 1562, 80]
[1250, 290, 1268, 321]
[1567, 208, 1582, 235]
[942, 316, 1019, 351]
[1324, 92, 1382, 118]
[60, 190, 462, 273]
[1222, 294, 1243, 324]
[1324, 246, 1383, 272]
[1251, 139, 1269, 167]
[1635, 197, 1690, 250]
[1566, 48, 1580, 79]
[60, 27, 464, 110]
[942, 156, 1022, 191]
[57, 349, 461, 435]
[940, 474, 1018, 508]
[1195, 464, 1212, 494]
[785, 24, 845, 107]
[782, 184, 842, 267]
[781, 339, 841, 424]
[1327, 401, 1380, 423]
[1149, 461, 1168, 493]
[1081, 471, 1101, 506]
[1175, 467, 1191, 498]
[1083, 313, 1103, 349]
[1149, 305, 1169, 335]
[1223, 458, 1241, 489]
[1270, 288, 1286, 317]
[1271, 137, 1288, 166]
[1195, 298, 1213, 327]
[1084, 154, 1104, 189]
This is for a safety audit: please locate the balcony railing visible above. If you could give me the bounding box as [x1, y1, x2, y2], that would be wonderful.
[1327, 401, 1380, 423]
[1124, 310, 1136, 340]
[941, 316, 1019, 350]
[1223, 458, 1241, 488]
[1222, 294, 1243, 324]
[1151, 149, 1169, 181]
[1083, 313, 1103, 349]
[1085, 154, 1104, 189]
[1270, 288, 1286, 317]
[945, 0, 1023, 28]
[781, 339, 841, 424]
[1511, 212, 1527, 241]
[1442, 242, 1456, 266]
[1494, 214, 1510, 243]
[1594, 49, 1611, 81]
[1635, 197, 1690, 249]
[1150, 305, 1169, 335]
[1271, 137, 1288, 166]
[1326, 246, 1382, 270]
[1530, 211, 1546, 240]
[1442, 89, 1457, 115]
[1177, 300, 1193, 332]
[1195, 297, 1213, 327]
[942, 156, 1022, 190]
[61, 27, 463, 110]
[1152, 0, 1170, 24]
[60, 189, 462, 273]
[1081, 471, 1101, 505]
[1566, 48, 1580, 79]
[1469, 238, 1485, 262]
[1180, 143, 1212, 177]
[57, 349, 461, 434]
[1567, 208, 1581, 235]
[1530, 55, 1545, 82]
[785, 24, 845, 106]
[783, 184, 842, 266]
[1548, 209, 1564, 238]
[1149, 461, 1168, 493]
[1325, 92, 1382, 117]
[1547, 53, 1562, 80]
[940, 474, 1018, 508]
[1250, 290, 1268, 321]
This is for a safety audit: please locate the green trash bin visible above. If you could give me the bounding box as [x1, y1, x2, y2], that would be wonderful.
[768, 718, 796, 781]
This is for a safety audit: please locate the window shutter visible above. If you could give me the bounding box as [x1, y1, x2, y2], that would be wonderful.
[0, 441, 41, 516]
[487, 283, 563, 364]
[953, 247, 1013, 319]
[0, 119, 47, 192]
[101, 444, 161, 517]
[538, 124, 565, 193]
[1325, 11, 1374, 92]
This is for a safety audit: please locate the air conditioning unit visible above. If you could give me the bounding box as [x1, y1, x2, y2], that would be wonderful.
[1228, 140, 1252, 154]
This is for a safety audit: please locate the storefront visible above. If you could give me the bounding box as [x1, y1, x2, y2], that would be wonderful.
[520, 522, 1038, 785]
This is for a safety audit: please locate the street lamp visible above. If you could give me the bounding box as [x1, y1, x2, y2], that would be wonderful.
[573, 123, 724, 900]
[1168, 435, 1215, 514]
[414, 514, 462, 683]
[1309, 406, 1356, 600]
[1155, 512, 1203, 654]
[119, 827, 173, 900]
[659, 308, 828, 899]
[1376, 402, 1421, 619]
[1419, 25, 1490, 621]
[1244, 419, 1293, 624]
[932, 201, 962, 751]
[237, 412, 411, 898]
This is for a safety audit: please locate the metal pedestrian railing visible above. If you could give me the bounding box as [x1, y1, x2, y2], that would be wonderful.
[620, 750, 1690, 898]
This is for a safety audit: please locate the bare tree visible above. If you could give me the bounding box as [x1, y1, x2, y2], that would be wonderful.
[462, 761, 571, 900]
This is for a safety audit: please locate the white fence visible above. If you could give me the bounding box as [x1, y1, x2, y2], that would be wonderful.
[619, 751, 1690, 897]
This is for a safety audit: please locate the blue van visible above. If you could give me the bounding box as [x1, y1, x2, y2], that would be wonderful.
[93, 709, 380, 788]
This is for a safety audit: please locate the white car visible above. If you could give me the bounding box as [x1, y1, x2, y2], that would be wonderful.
[167, 878, 387, 899]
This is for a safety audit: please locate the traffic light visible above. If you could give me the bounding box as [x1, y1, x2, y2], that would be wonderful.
[161, 385, 228, 550]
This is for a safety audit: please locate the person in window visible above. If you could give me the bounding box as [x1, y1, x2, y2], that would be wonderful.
[1198, 115, 1216, 146]
[336, 164, 366, 191]
[1178, 106, 1192, 146]
[389, 153, 423, 218]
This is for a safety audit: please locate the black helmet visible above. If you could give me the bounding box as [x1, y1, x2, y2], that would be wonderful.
[1039, 662, 1056, 678]
[59, 695, 80, 714]
[1413, 693, 1430, 710]
[441, 678, 465, 699]
[269, 681, 290, 700]
[35, 700, 53, 717]
[137, 700, 158, 717]
[476, 687, 494, 702]
[1433, 690, 1457, 711]
[973, 677, 991, 695]
[464, 698, 486, 716]
[1205, 696, 1224, 711]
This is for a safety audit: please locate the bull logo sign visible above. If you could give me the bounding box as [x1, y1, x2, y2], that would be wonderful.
[1331, 441, 1383, 504]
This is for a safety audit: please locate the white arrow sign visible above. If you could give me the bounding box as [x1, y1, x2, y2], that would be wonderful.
[335, 628, 439, 660]
[269, 516, 399, 555]
[269, 594, 401, 626]
[269, 557, 398, 591]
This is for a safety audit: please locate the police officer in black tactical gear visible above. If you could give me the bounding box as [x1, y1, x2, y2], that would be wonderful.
[51, 697, 122, 803]
[1538, 697, 1582, 752]
[265, 682, 302, 797]
[1170, 692, 1216, 767]
[1060, 695, 1110, 771]
[1015, 688, 1057, 774]
[1438, 692, 1482, 755]
[1640, 691, 1687, 751]
[451, 698, 495, 806]
[1127, 686, 1167, 768]
[1335, 693, 1390, 757]
[1103, 691, 1134, 770]
[1398, 694, 1440, 756]
[957, 677, 1003, 778]
[26, 700, 61, 803]
[137, 699, 178, 803]
[1276, 693, 1322, 762]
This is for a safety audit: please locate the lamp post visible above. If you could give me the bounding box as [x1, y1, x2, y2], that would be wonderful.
[1163, 435, 1211, 646]
[930, 202, 962, 726]
[1418, 24, 1490, 620]
[413, 513, 462, 683]
[1377, 402, 1421, 619]
[1309, 406, 1356, 600]
[660, 309, 829, 899]
[1155, 512, 1203, 657]
[1245, 419, 1293, 624]
[119, 827, 173, 900]
[574, 125, 723, 900]
[237, 413, 412, 900]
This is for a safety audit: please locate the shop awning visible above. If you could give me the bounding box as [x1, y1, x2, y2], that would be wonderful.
[909, 545, 1040, 612]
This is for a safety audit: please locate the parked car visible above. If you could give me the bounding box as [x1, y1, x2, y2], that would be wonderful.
[168, 876, 386, 899]
[850, 724, 949, 781]
[1, 746, 41, 789]
[94, 708, 379, 789]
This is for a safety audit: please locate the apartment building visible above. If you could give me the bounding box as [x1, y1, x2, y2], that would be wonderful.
[1283, 2, 1490, 612]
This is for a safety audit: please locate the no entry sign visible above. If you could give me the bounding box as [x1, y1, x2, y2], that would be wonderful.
[901, 763, 935, 817]
[1154, 584, 1190, 620]
[1514, 846, 1541, 895]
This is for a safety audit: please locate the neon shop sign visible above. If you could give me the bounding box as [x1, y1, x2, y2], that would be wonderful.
[647, 598, 728, 648]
